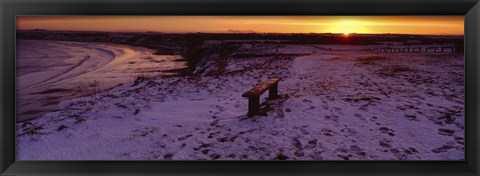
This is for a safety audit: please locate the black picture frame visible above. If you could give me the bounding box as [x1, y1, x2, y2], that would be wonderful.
[1, 0, 479, 175]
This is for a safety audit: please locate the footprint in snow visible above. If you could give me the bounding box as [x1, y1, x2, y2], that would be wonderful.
[324, 115, 339, 122]
[349, 145, 366, 157]
[299, 128, 310, 135]
[304, 140, 317, 150]
[438, 128, 455, 136]
[320, 128, 334, 136]
[378, 127, 395, 136]
[454, 137, 464, 145]
[193, 143, 212, 151]
[294, 150, 305, 157]
[432, 145, 455, 153]
[210, 119, 219, 127]
[379, 139, 392, 148]
[302, 99, 313, 103]
[210, 153, 221, 160]
[177, 134, 193, 141]
[335, 147, 353, 160]
[163, 153, 174, 160]
[404, 114, 417, 121]
[292, 137, 302, 149]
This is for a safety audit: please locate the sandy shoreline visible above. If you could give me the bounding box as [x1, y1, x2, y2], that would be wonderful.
[16, 40, 187, 122]
[16, 43, 464, 160]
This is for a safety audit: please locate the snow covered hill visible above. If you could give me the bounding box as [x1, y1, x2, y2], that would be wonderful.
[16, 44, 464, 160]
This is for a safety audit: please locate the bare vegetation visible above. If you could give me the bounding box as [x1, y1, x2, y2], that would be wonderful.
[356, 56, 387, 65]
[75, 79, 102, 97]
[131, 68, 163, 86]
[377, 65, 415, 77]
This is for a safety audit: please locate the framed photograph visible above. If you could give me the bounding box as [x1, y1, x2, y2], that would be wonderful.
[1, 0, 479, 175]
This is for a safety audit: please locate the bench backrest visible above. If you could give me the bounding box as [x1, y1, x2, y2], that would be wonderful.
[242, 77, 280, 97]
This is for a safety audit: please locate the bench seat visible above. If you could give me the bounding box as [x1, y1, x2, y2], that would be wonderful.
[242, 77, 280, 115]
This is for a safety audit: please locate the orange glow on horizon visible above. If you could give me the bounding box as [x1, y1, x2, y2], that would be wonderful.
[16, 16, 464, 35]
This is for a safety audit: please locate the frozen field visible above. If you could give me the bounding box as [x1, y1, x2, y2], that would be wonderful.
[16, 43, 464, 160]
[16, 40, 187, 122]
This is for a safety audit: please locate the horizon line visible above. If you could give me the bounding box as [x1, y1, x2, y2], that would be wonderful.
[16, 29, 465, 36]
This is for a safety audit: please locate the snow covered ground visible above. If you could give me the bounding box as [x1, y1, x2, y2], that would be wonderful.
[16, 40, 187, 122]
[16, 43, 464, 160]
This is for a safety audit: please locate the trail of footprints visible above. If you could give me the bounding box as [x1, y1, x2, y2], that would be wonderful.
[120, 54, 462, 160]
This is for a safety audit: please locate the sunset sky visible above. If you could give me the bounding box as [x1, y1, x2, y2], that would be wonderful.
[16, 16, 464, 35]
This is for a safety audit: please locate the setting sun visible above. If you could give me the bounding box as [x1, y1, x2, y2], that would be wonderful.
[327, 20, 370, 34]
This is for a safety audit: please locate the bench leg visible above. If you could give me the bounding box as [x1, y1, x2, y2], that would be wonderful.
[248, 96, 260, 115]
[268, 83, 278, 99]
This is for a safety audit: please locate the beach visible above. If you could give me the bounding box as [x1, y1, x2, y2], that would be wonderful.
[16, 40, 187, 122]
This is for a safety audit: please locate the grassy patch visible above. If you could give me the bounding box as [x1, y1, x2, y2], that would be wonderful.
[31, 88, 72, 95]
[357, 56, 387, 65]
[75, 79, 102, 97]
[377, 65, 415, 77]
[343, 95, 381, 102]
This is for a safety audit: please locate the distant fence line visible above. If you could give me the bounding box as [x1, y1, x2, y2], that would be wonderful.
[314, 46, 456, 53]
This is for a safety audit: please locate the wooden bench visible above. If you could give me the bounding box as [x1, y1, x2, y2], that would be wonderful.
[242, 77, 280, 115]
